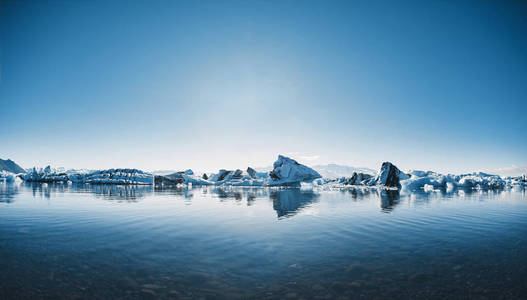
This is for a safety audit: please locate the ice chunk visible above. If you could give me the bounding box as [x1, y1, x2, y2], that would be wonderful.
[268, 155, 322, 186]
[24, 166, 69, 183]
[370, 162, 409, 189]
[0, 171, 17, 182]
[339, 172, 374, 185]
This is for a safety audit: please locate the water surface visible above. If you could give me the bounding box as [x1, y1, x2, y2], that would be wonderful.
[1, 182, 526, 299]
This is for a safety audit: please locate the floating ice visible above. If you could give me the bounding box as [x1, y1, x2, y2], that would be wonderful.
[268, 155, 322, 187]
[369, 162, 409, 189]
[0, 171, 17, 182]
[24, 166, 153, 184]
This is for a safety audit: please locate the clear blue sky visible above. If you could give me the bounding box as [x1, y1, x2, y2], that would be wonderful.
[1, 0, 526, 173]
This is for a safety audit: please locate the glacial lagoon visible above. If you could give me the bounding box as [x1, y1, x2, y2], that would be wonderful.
[0, 182, 526, 299]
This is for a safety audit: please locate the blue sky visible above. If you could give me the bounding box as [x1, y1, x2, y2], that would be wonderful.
[1, 0, 526, 174]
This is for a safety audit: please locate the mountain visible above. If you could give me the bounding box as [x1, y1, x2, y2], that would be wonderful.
[485, 165, 527, 177]
[0, 158, 26, 173]
[311, 164, 376, 179]
[256, 163, 376, 179]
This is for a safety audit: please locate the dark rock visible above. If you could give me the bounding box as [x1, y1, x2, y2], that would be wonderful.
[202, 173, 208, 180]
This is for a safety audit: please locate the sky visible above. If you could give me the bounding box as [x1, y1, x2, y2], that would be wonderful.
[1, 0, 526, 174]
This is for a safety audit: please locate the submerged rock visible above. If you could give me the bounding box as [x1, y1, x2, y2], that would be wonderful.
[268, 155, 321, 186]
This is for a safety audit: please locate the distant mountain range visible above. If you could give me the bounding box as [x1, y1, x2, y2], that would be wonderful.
[311, 164, 376, 178]
[255, 164, 377, 179]
[0, 158, 26, 173]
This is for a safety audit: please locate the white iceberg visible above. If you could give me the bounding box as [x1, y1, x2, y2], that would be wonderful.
[400, 171, 508, 192]
[24, 166, 153, 184]
[72, 168, 153, 185]
[268, 155, 322, 186]
[24, 166, 69, 183]
[0, 171, 18, 182]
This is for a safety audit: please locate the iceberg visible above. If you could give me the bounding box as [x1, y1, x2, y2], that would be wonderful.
[400, 171, 509, 192]
[208, 169, 265, 186]
[24, 166, 69, 183]
[268, 155, 322, 187]
[338, 172, 374, 185]
[369, 162, 409, 189]
[158, 155, 321, 187]
[0, 171, 17, 182]
[70, 168, 153, 184]
[155, 171, 213, 186]
[456, 172, 506, 189]
[24, 166, 153, 184]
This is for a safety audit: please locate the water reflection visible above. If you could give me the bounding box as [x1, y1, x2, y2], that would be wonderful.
[154, 186, 194, 198]
[0, 182, 19, 203]
[379, 190, 401, 213]
[270, 189, 319, 218]
[2, 183, 525, 217]
[22, 182, 153, 202]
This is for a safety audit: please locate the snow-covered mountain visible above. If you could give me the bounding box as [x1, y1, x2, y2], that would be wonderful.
[311, 164, 376, 179]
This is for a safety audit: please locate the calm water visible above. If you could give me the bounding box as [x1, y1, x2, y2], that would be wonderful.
[1, 182, 526, 299]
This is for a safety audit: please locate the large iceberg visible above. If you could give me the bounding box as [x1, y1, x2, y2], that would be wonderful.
[73, 169, 153, 185]
[400, 171, 509, 192]
[24, 166, 153, 184]
[268, 155, 322, 186]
